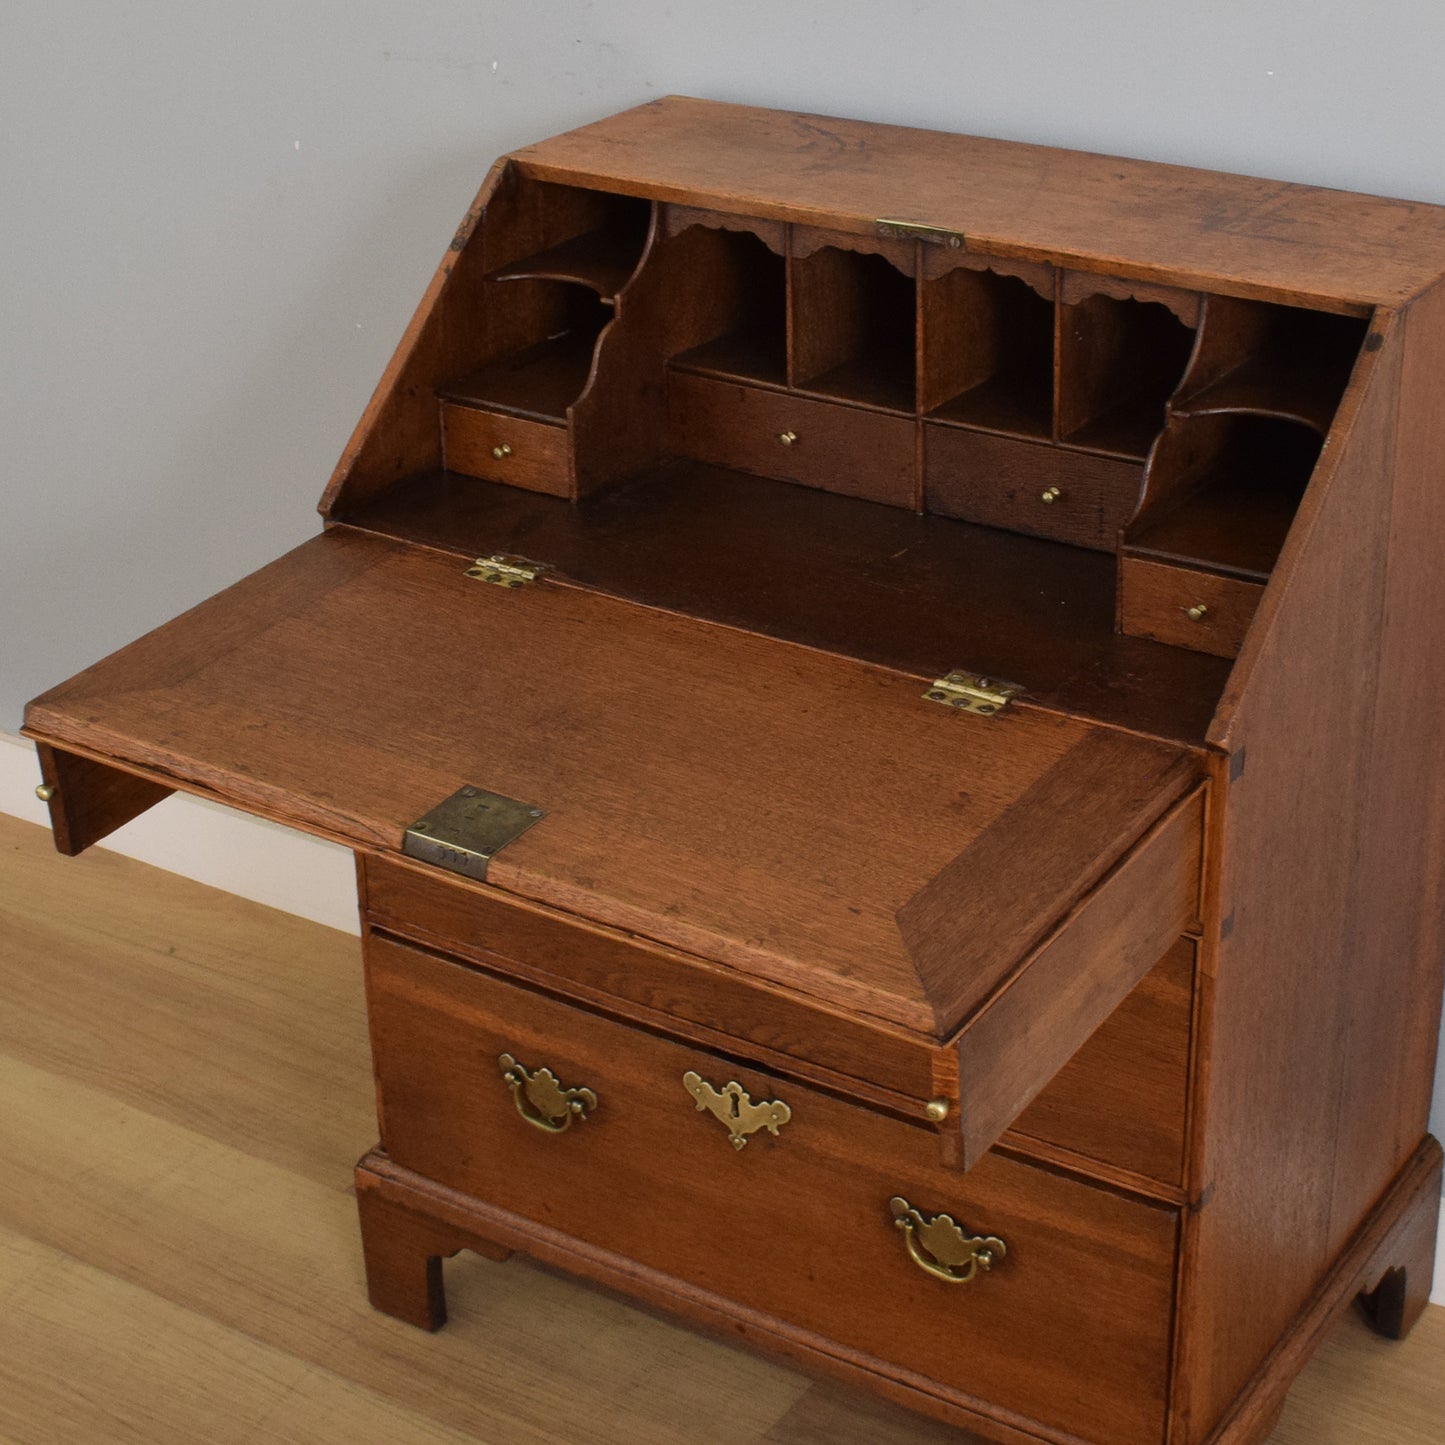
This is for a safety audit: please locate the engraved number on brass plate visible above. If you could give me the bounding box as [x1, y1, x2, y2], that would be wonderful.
[499, 1053, 597, 1134]
[682, 1071, 791, 1150]
[889, 1196, 1007, 1284]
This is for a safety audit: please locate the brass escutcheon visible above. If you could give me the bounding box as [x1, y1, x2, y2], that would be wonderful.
[682, 1071, 791, 1150]
[889, 1196, 1006, 1284]
[499, 1053, 597, 1134]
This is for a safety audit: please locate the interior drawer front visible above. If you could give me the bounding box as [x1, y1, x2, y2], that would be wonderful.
[1119, 554, 1264, 658]
[441, 401, 571, 495]
[924, 425, 1142, 549]
[367, 933, 1177, 1445]
[667, 372, 915, 506]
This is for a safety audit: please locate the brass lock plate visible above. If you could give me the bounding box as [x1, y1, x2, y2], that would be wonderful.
[683, 1071, 792, 1150]
[875, 218, 965, 249]
[403, 785, 545, 882]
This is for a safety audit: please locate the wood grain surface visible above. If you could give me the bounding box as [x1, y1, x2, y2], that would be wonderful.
[509, 97, 1445, 311]
[1178, 305, 1412, 1434]
[0, 812, 1439, 1444]
[336, 464, 1233, 743]
[366, 931, 1179, 1445]
[23, 528, 1197, 1044]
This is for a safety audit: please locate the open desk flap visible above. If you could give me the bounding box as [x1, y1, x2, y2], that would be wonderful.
[25, 529, 1202, 1165]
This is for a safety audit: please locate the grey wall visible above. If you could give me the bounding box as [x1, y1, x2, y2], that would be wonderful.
[3, 2, 1444, 1136]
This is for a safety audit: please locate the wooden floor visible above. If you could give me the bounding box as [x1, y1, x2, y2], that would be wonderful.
[0, 810, 1440, 1444]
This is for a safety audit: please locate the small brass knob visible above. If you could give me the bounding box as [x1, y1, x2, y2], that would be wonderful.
[491, 443, 513, 460]
[35, 783, 56, 802]
[1186, 604, 1209, 622]
[924, 1098, 951, 1123]
[1040, 486, 1061, 505]
[777, 430, 798, 446]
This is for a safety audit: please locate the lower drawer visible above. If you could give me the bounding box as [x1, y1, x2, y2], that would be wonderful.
[667, 371, 916, 506]
[363, 853, 1195, 1188]
[367, 932, 1178, 1445]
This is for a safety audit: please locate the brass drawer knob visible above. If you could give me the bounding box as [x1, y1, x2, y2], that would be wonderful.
[491, 443, 513, 460]
[682, 1070, 791, 1150]
[1185, 603, 1209, 622]
[498, 1053, 597, 1134]
[35, 782, 57, 802]
[1040, 486, 1062, 505]
[889, 1196, 1006, 1284]
[777, 430, 798, 446]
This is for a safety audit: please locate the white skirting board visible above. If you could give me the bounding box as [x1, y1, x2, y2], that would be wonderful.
[1, 730, 357, 934]
[2, 729, 1443, 1305]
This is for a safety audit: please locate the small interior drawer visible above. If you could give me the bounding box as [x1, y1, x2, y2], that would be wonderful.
[924, 425, 1143, 550]
[366, 932, 1178, 1445]
[666, 371, 916, 506]
[441, 401, 572, 495]
[1119, 554, 1265, 658]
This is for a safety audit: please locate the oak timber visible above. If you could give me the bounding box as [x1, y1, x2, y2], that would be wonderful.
[509, 97, 1445, 311]
[23, 530, 1198, 1049]
[1180, 306, 1407, 1431]
[1, 795, 1440, 1444]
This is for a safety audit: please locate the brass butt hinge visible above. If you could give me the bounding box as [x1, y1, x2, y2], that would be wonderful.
[924, 671, 1022, 717]
[465, 554, 545, 588]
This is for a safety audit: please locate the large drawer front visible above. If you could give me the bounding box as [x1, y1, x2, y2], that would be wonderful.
[367, 933, 1177, 1445]
[363, 853, 1195, 1188]
[362, 853, 941, 1103]
[667, 371, 916, 506]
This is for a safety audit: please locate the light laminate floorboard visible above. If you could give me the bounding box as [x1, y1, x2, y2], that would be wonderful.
[0, 811, 1439, 1443]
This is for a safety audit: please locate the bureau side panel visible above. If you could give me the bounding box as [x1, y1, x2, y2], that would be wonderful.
[1177, 316, 1403, 1439]
[319, 162, 506, 515]
[1327, 280, 1445, 1252]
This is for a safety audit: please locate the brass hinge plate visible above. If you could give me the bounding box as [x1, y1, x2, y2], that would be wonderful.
[875, 218, 965, 249]
[403, 786, 545, 881]
[924, 671, 1022, 717]
[466, 554, 545, 588]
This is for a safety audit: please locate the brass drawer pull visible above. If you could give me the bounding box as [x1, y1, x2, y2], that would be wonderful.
[682, 1070, 791, 1150]
[1185, 603, 1209, 622]
[777, 430, 798, 446]
[1040, 485, 1062, 505]
[498, 1053, 597, 1134]
[491, 442, 513, 460]
[889, 1196, 1006, 1284]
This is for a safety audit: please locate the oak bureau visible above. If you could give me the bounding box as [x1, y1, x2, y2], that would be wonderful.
[23, 99, 1445, 1444]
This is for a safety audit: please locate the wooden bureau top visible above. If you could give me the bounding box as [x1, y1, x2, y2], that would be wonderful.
[24, 529, 1198, 1041]
[508, 96, 1445, 311]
